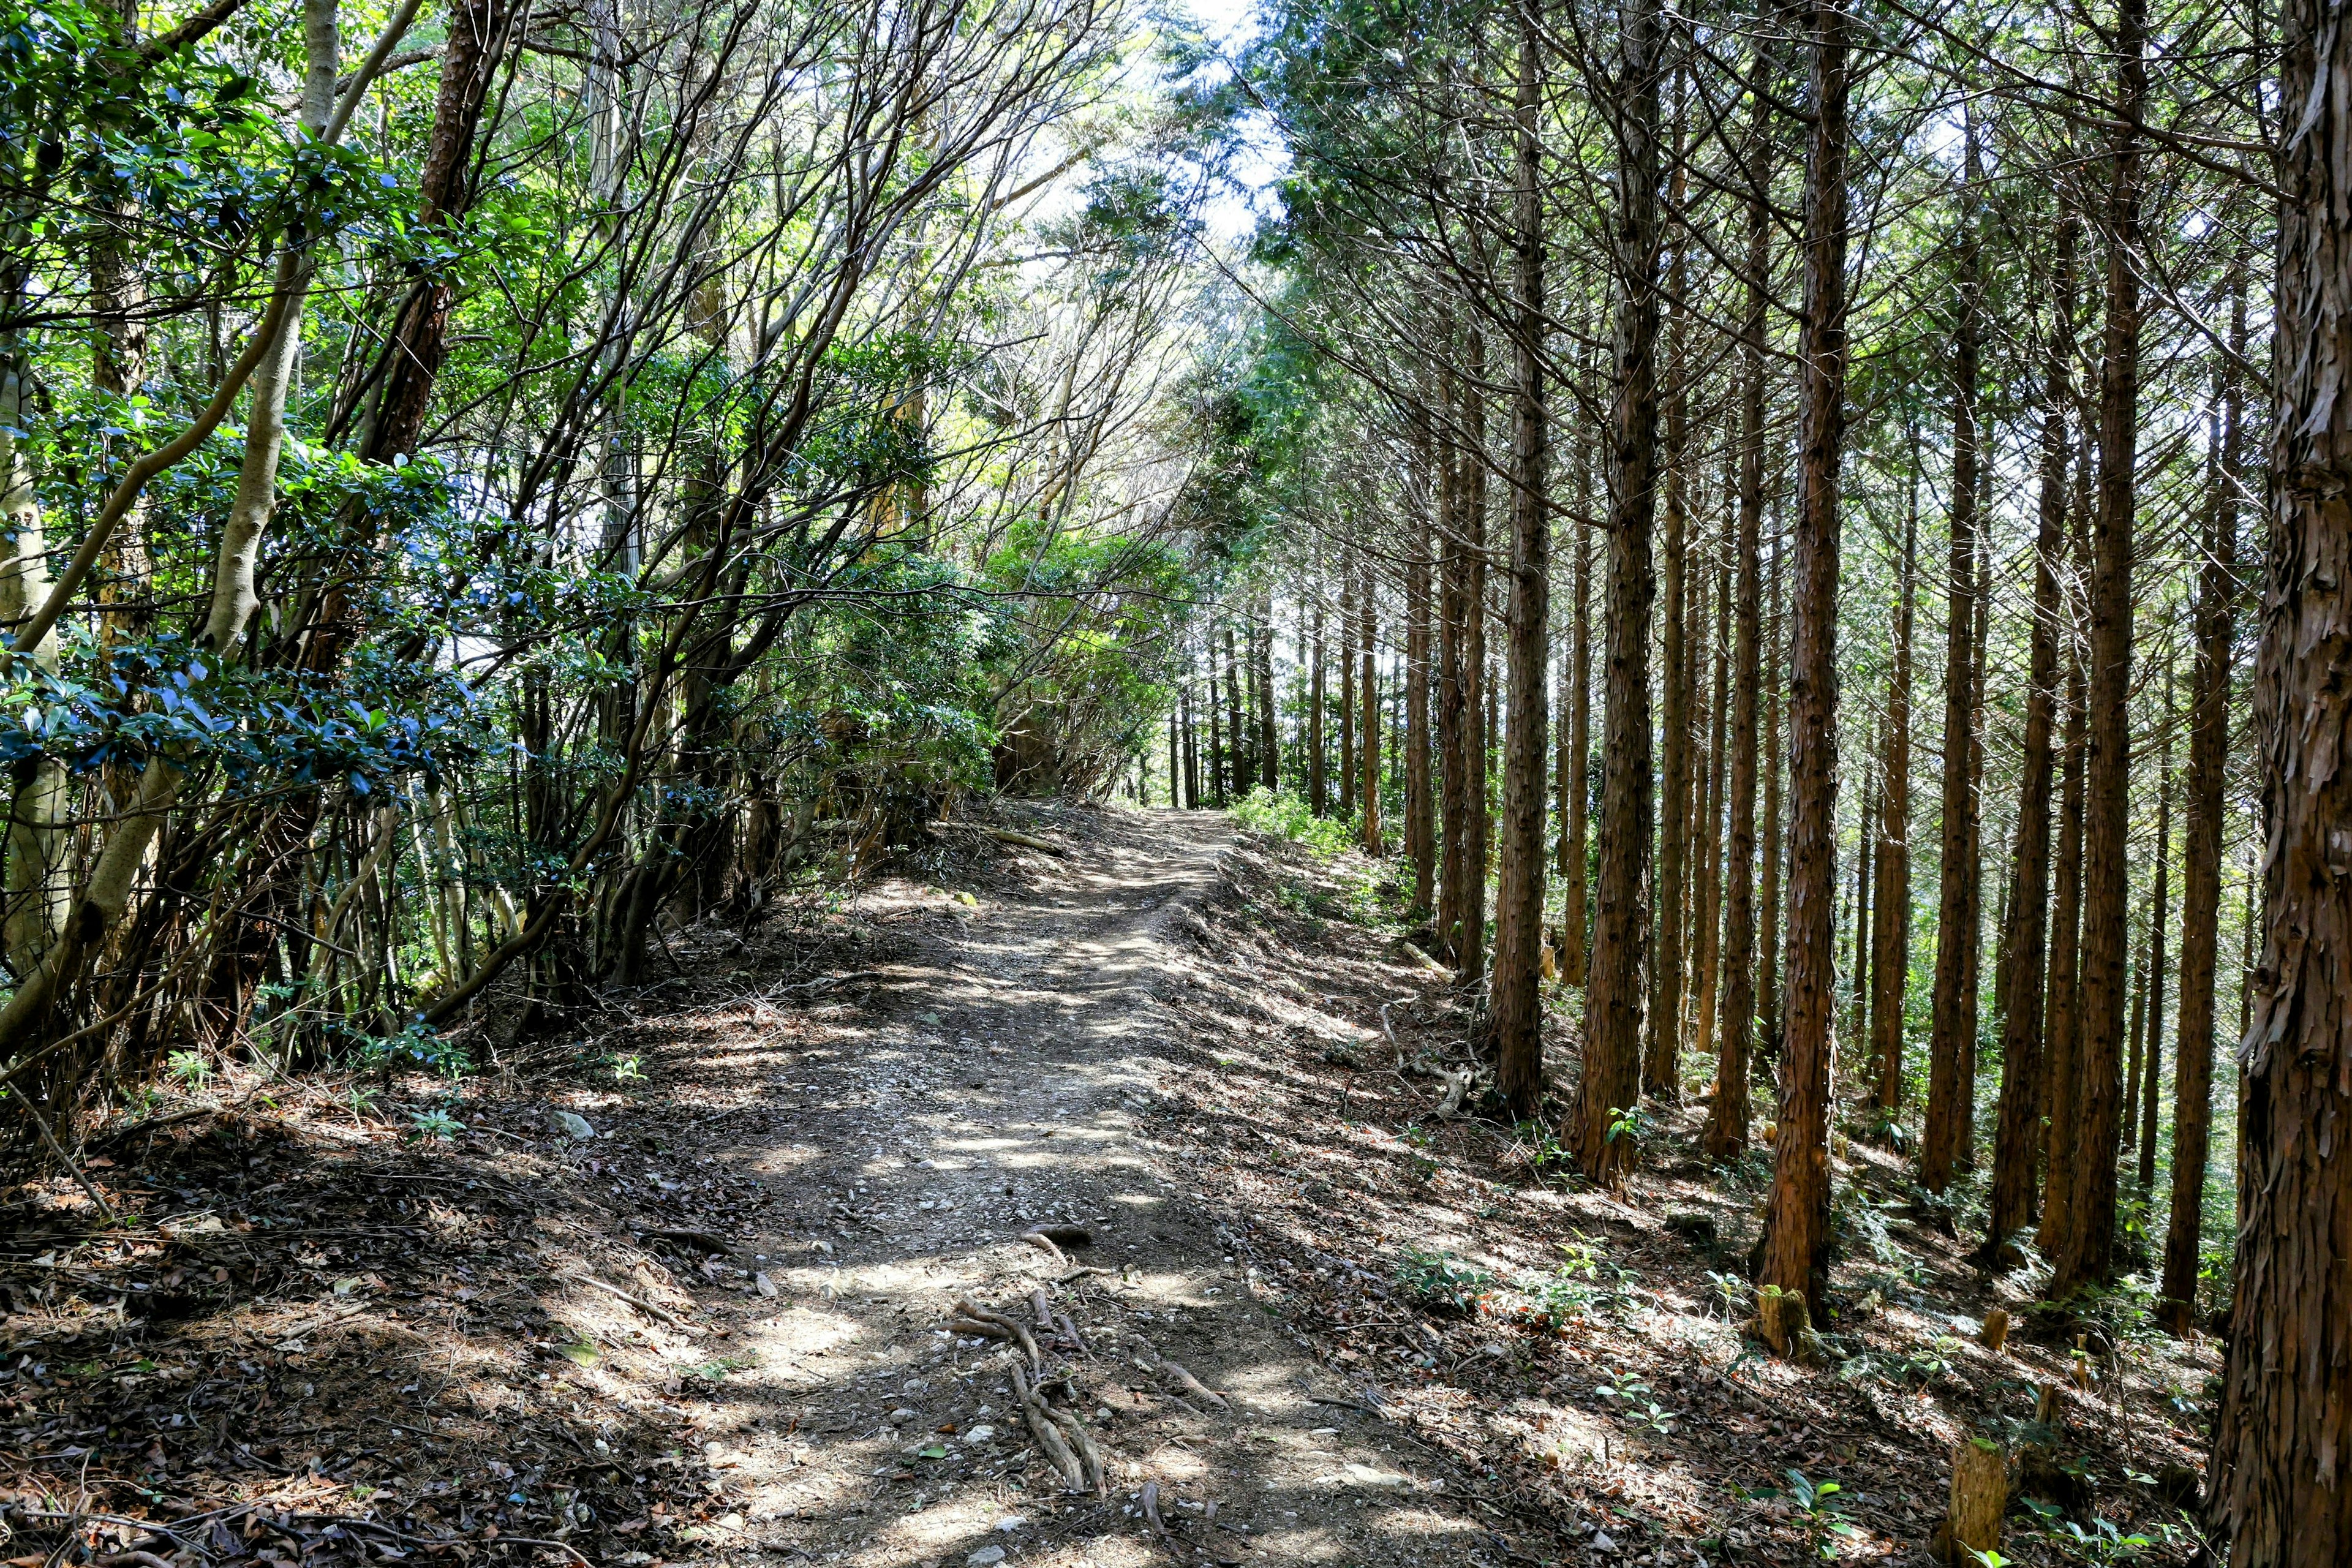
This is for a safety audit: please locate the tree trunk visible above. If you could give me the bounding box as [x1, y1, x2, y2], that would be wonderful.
[1761, 526, 1785, 1053]
[1310, 589, 1328, 815]
[2158, 266, 2241, 1335]
[1493, 5, 1550, 1120]
[1693, 539, 1731, 1072]
[1872, 446, 1919, 1123]
[1458, 360, 1491, 972]
[1568, 0, 1662, 1182]
[2051, 0, 2144, 1297]
[1956, 525, 1991, 1172]
[2038, 576, 2091, 1257]
[1986, 216, 2076, 1257]
[1407, 407, 1436, 911]
[2206, 0, 2352, 1538]
[1652, 132, 1692, 1104]
[1359, 552, 1382, 854]
[2136, 653, 2173, 1199]
[1757, 0, 1850, 1315]
[1337, 570, 1355, 817]
[1703, 28, 1772, 1158]
[1923, 124, 1985, 1194]
[1559, 410, 1594, 986]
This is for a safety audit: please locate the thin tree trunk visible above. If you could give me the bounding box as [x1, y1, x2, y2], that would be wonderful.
[1758, 0, 1850, 1323]
[1493, 6, 1550, 1117]
[1872, 445, 1919, 1123]
[1338, 569, 1356, 817]
[2158, 266, 2241, 1335]
[1760, 522, 1785, 1052]
[1310, 589, 1328, 815]
[1693, 536, 1730, 1072]
[1257, 592, 1278, 791]
[1957, 522, 1991, 1171]
[1359, 552, 1382, 854]
[1704, 27, 1771, 1157]
[1458, 358, 1491, 974]
[1568, 0, 1662, 1182]
[1849, 755, 1874, 1070]
[1923, 123, 1985, 1194]
[1653, 183, 1692, 1104]
[1407, 407, 1436, 910]
[1559, 420, 1593, 986]
[2038, 554, 2092, 1257]
[2136, 652, 2174, 1199]
[2052, 0, 2146, 1297]
[1987, 217, 2076, 1256]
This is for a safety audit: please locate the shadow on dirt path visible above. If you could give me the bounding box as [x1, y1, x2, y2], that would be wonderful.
[707, 807, 1501, 1568]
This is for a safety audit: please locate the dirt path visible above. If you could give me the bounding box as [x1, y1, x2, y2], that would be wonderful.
[701, 808, 1495, 1568]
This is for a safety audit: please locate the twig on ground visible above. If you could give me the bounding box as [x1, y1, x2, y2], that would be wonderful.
[567, 1272, 689, 1330]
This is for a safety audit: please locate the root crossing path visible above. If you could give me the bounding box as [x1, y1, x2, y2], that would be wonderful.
[698, 808, 1494, 1568]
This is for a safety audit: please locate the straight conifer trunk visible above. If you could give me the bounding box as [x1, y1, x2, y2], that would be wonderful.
[1493, 4, 1550, 1118]
[1924, 128, 1983, 1194]
[1359, 553, 1382, 854]
[2038, 568, 2091, 1257]
[1986, 218, 2075, 1256]
[2158, 270, 2241, 1335]
[1309, 590, 1328, 816]
[1559, 498, 1591, 984]
[2207, 0, 2352, 1537]
[1653, 221, 1692, 1104]
[2052, 0, 2146, 1297]
[1871, 458, 1918, 1122]
[1760, 530, 1785, 1051]
[1568, 0, 1662, 1182]
[1758, 0, 1850, 1320]
[1436, 353, 1469, 959]
[1406, 402, 1436, 912]
[1705, 27, 1773, 1158]
[1338, 566, 1357, 818]
[2136, 657, 2173, 1196]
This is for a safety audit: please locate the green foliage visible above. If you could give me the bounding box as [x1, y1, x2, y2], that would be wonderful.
[407, 1107, 464, 1142]
[1231, 786, 1352, 854]
[1393, 1245, 1491, 1317]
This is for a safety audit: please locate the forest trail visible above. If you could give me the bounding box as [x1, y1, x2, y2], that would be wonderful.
[704, 807, 1492, 1567]
[0, 807, 2217, 1568]
[687, 809, 1486, 1568]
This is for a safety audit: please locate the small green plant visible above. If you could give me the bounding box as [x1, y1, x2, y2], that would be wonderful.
[166, 1049, 213, 1090]
[408, 1107, 466, 1141]
[1394, 1245, 1491, 1317]
[1515, 1120, 1574, 1178]
[1705, 1270, 1751, 1321]
[608, 1053, 646, 1084]
[1605, 1104, 1653, 1147]
[1782, 1470, 1858, 1559]
[361, 1019, 473, 1080]
[2020, 1498, 2157, 1562]
[1593, 1371, 1678, 1435]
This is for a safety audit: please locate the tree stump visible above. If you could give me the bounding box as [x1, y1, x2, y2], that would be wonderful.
[1758, 1287, 1820, 1362]
[1943, 1437, 2007, 1564]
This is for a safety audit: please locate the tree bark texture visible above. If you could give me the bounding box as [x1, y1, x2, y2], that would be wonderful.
[2052, 0, 2145, 1297]
[1758, 0, 1849, 1313]
[2207, 0, 2352, 1540]
[1569, 0, 1661, 1183]
[2159, 271, 2241, 1334]
[1987, 218, 2075, 1255]
[1493, 6, 1550, 1119]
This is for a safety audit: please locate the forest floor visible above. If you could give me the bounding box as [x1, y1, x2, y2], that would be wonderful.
[1, 807, 2218, 1568]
